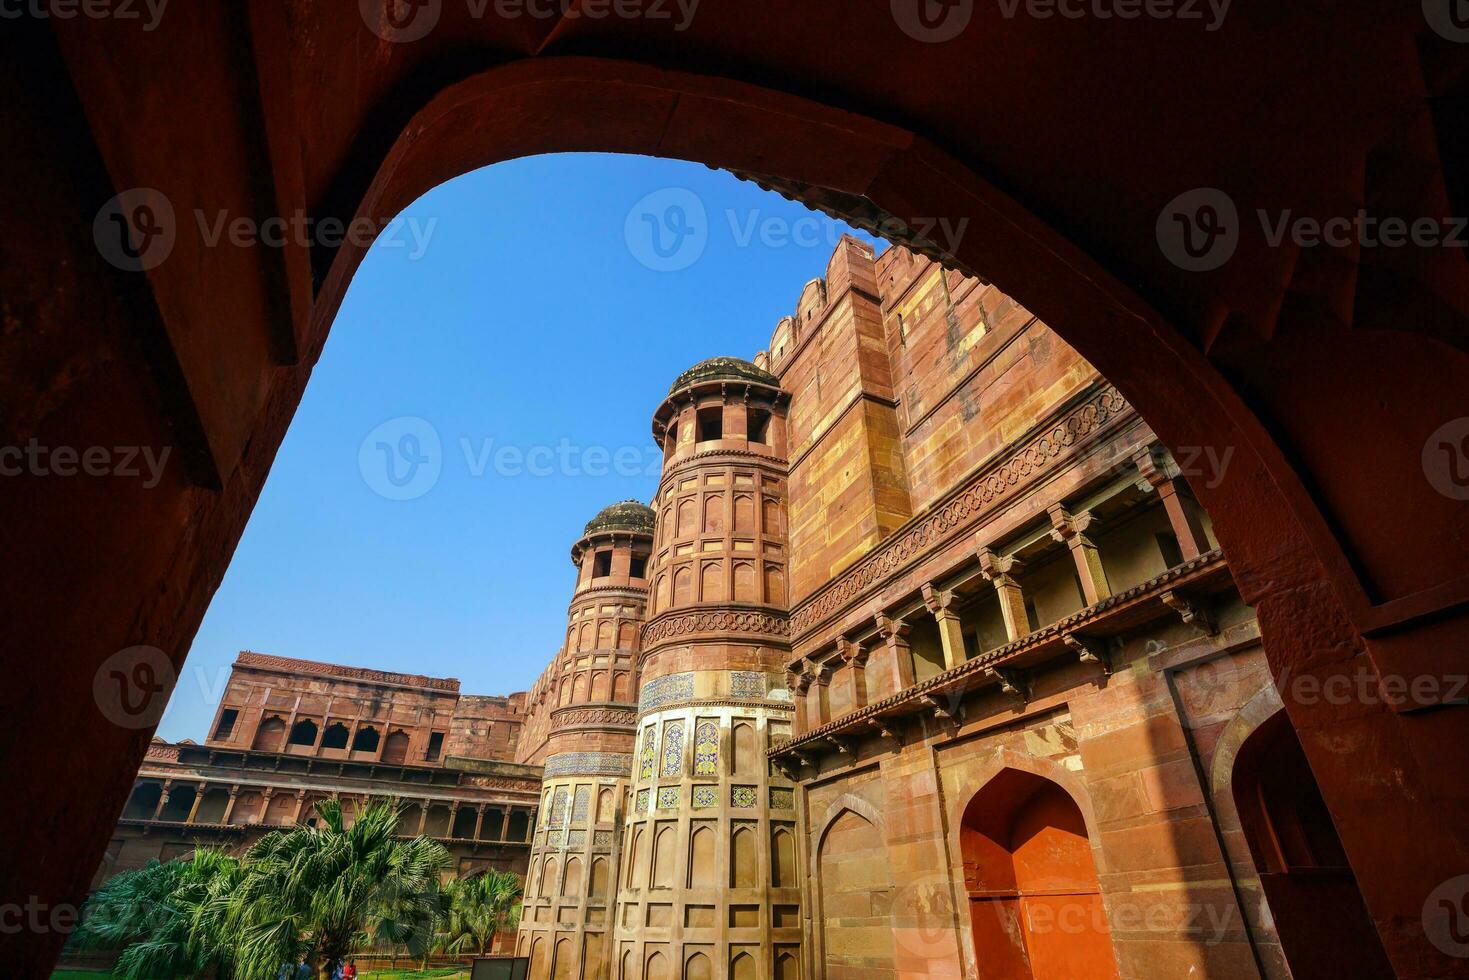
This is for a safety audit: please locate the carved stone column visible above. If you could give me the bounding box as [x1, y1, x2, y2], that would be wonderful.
[978, 546, 1029, 641]
[876, 611, 916, 696]
[221, 785, 241, 824]
[291, 789, 308, 825]
[921, 583, 966, 671]
[151, 781, 172, 821]
[1133, 446, 1211, 559]
[807, 659, 833, 727]
[837, 637, 869, 709]
[787, 669, 812, 734]
[1048, 504, 1112, 604]
[473, 803, 486, 842]
[416, 800, 428, 835]
[185, 782, 207, 824]
[448, 801, 461, 838]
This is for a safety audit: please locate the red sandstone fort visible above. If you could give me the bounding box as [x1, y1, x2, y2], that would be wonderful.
[91, 238, 1388, 978]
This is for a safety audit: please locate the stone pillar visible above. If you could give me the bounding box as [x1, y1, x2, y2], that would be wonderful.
[222, 786, 241, 824]
[977, 546, 1029, 641]
[473, 804, 486, 842]
[151, 782, 172, 821]
[448, 801, 461, 838]
[876, 611, 916, 696]
[921, 583, 966, 671]
[416, 801, 428, 835]
[787, 669, 812, 734]
[837, 637, 869, 710]
[185, 782, 207, 824]
[807, 659, 832, 727]
[1133, 446, 1211, 559]
[502, 805, 513, 841]
[291, 790, 307, 825]
[1048, 504, 1112, 604]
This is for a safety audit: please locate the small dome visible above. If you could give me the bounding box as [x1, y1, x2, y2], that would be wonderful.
[583, 500, 656, 536]
[668, 356, 779, 395]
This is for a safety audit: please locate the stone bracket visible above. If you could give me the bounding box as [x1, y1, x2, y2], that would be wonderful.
[1063, 632, 1112, 674]
[1161, 589, 1217, 636]
[987, 666, 1032, 704]
[866, 716, 900, 745]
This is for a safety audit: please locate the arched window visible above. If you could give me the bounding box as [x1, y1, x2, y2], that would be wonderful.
[380, 729, 410, 764]
[287, 718, 318, 746]
[320, 723, 349, 750]
[351, 725, 380, 752]
[1232, 711, 1392, 978]
[252, 716, 286, 752]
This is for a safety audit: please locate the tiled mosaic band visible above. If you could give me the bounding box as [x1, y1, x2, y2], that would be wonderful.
[542, 751, 634, 778]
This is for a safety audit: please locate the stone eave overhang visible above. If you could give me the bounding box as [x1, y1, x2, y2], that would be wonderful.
[569, 528, 656, 565]
[651, 379, 788, 443]
[769, 549, 1231, 759]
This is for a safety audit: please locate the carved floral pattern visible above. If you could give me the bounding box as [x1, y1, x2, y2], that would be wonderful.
[642, 609, 790, 648]
[790, 385, 1130, 637]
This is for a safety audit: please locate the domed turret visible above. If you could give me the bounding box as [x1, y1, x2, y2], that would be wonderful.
[653, 355, 789, 464]
[667, 356, 779, 396]
[583, 499, 656, 537]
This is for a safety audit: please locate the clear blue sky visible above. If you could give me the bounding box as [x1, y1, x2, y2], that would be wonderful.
[157, 153, 881, 741]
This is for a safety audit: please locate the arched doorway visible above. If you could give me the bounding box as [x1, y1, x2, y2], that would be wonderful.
[1232, 710, 1393, 979]
[961, 769, 1117, 980]
[816, 807, 895, 975]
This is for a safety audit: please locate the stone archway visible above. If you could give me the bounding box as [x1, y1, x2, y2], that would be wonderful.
[1229, 708, 1394, 980]
[813, 799, 896, 978]
[7, 11, 1469, 974]
[960, 768, 1119, 980]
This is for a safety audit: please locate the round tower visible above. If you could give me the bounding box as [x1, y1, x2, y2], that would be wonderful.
[519, 501, 654, 979]
[611, 358, 802, 979]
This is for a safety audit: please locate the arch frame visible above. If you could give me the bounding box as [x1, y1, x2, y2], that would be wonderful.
[808, 790, 893, 977]
[945, 750, 1117, 979]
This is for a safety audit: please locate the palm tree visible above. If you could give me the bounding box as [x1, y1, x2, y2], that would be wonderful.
[438, 870, 523, 956]
[213, 797, 449, 980]
[72, 848, 241, 979]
